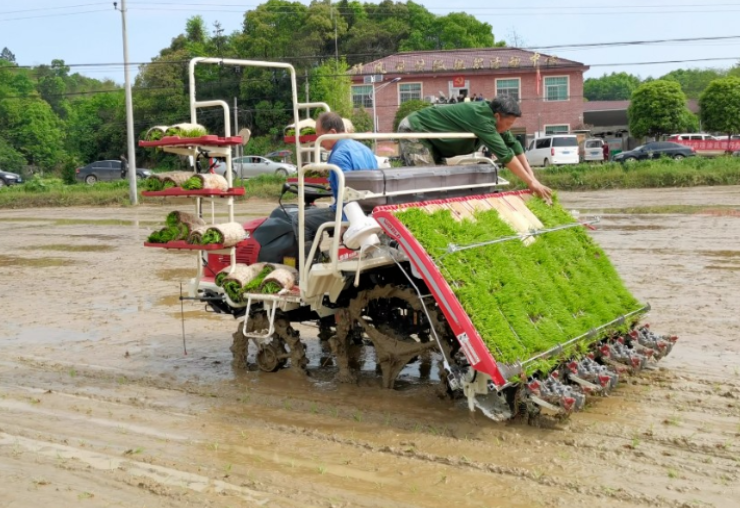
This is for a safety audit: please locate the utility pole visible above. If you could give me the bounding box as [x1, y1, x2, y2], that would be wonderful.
[115, 0, 138, 204]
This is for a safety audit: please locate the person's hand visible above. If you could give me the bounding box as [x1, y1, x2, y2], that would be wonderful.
[530, 181, 552, 205]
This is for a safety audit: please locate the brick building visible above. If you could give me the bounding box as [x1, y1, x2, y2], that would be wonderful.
[349, 48, 589, 144]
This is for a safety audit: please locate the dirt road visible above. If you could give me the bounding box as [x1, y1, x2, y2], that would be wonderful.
[1, 187, 738, 508]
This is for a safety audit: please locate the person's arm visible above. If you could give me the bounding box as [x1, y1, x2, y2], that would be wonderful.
[515, 153, 536, 181]
[502, 156, 552, 204]
[477, 128, 552, 203]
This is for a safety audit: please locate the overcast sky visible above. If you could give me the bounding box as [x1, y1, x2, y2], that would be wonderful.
[2, 0, 739, 84]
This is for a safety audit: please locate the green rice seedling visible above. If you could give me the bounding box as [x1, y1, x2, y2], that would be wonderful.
[394, 194, 643, 376]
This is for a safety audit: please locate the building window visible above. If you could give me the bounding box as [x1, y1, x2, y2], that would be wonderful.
[544, 124, 569, 135]
[544, 76, 568, 101]
[399, 83, 422, 104]
[351, 85, 373, 108]
[495, 78, 520, 102]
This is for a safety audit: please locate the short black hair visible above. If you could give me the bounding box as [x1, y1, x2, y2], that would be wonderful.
[490, 96, 522, 117]
[317, 112, 346, 133]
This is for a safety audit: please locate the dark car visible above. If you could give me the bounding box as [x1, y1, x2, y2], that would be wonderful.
[0, 168, 24, 188]
[75, 160, 152, 185]
[612, 142, 695, 163]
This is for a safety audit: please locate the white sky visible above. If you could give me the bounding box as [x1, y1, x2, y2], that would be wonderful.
[1, 0, 739, 83]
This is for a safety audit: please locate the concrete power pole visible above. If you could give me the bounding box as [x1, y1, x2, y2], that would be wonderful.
[117, 0, 138, 204]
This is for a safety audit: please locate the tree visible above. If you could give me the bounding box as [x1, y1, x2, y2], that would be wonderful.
[0, 47, 15, 63]
[660, 68, 726, 99]
[628, 80, 691, 139]
[584, 72, 641, 101]
[351, 106, 373, 133]
[0, 136, 25, 171]
[0, 98, 66, 169]
[699, 77, 740, 141]
[310, 59, 353, 118]
[393, 99, 431, 131]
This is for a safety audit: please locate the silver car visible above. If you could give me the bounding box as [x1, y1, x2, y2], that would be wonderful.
[215, 156, 297, 179]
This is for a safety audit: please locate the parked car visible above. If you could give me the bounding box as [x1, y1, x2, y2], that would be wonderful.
[733, 150, 740, 157]
[580, 138, 606, 163]
[214, 155, 297, 180]
[76, 160, 152, 185]
[525, 135, 580, 167]
[667, 133, 717, 141]
[0, 168, 24, 187]
[612, 142, 695, 163]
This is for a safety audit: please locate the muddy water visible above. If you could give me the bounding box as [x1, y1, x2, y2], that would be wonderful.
[1, 190, 739, 507]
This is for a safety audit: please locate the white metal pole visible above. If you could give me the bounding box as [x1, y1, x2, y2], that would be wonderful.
[372, 81, 377, 152]
[119, 0, 137, 204]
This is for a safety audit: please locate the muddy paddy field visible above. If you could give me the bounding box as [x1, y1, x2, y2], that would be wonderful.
[1, 187, 739, 508]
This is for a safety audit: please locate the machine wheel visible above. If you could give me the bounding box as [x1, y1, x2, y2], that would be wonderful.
[624, 157, 638, 164]
[543, 158, 550, 168]
[257, 344, 284, 372]
[231, 170, 238, 182]
[85, 174, 97, 185]
[673, 154, 685, 161]
[274, 168, 288, 178]
[0, 180, 5, 188]
[347, 285, 457, 389]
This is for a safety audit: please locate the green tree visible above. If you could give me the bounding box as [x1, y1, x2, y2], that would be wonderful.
[0, 47, 15, 63]
[699, 77, 740, 141]
[0, 98, 66, 169]
[0, 136, 25, 171]
[660, 68, 726, 99]
[393, 99, 431, 131]
[628, 80, 691, 139]
[310, 59, 353, 118]
[351, 106, 373, 133]
[583, 72, 641, 101]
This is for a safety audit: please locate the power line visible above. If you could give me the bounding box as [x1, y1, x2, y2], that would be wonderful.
[0, 3, 107, 15]
[0, 8, 110, 22]
[527, 34, 740, 51]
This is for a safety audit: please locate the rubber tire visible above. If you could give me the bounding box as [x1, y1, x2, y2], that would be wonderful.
[543, 158, 550, 168]
[231, 170, 238, 183]
[275, 168, 288, 178]
[0, 179, 5, 188]
[624, 157, 638, 164]
[85, 174, 97, 185]
[673, 154, 685, 161]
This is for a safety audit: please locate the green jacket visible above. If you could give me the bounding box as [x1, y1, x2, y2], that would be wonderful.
[406, 101, 523, 165]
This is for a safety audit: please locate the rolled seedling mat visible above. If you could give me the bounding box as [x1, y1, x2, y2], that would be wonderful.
[182, 173, 229, 191]
[243, 265, 276, 292]
[222, 263, 268, 303]
[147, 223, 188, 243]
[201, 222, 246, 247]
[187, 225, 209, 244]
[166, 211, 205, 228]
[260, 265, 299, 294]
[161, 171, 194, 187]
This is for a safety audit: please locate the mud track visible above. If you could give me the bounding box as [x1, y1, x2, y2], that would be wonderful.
[1, 188, 739, 507]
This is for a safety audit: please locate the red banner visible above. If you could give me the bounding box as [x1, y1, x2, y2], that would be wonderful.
[673, 139, 740, 152]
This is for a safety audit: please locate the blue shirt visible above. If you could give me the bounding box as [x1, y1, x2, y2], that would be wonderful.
[327, 139, 378, 209]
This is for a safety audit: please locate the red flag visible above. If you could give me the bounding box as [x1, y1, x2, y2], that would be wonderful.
[535, 65, 541, 97]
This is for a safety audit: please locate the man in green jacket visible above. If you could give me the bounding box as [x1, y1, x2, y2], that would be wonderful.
[398, 96, 552, 203]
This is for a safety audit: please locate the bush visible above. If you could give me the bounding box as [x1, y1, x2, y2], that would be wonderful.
[61, 156, 81, 185]
[393, 100, 433, 131]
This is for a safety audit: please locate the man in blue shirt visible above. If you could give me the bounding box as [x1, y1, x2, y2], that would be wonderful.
[301, 112, 378, 241]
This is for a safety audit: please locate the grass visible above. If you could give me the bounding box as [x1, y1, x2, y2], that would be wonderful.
[525, 155, 740, 191]
[0, 173, 289, 209]
[4, 157, 740, 209]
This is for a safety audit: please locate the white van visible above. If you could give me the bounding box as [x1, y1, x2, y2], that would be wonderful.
[581, 138, 605, 163]
[525, 135, 580, 167]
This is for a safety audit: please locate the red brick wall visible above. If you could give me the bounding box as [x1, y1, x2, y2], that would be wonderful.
[355, 68, 585, 137]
